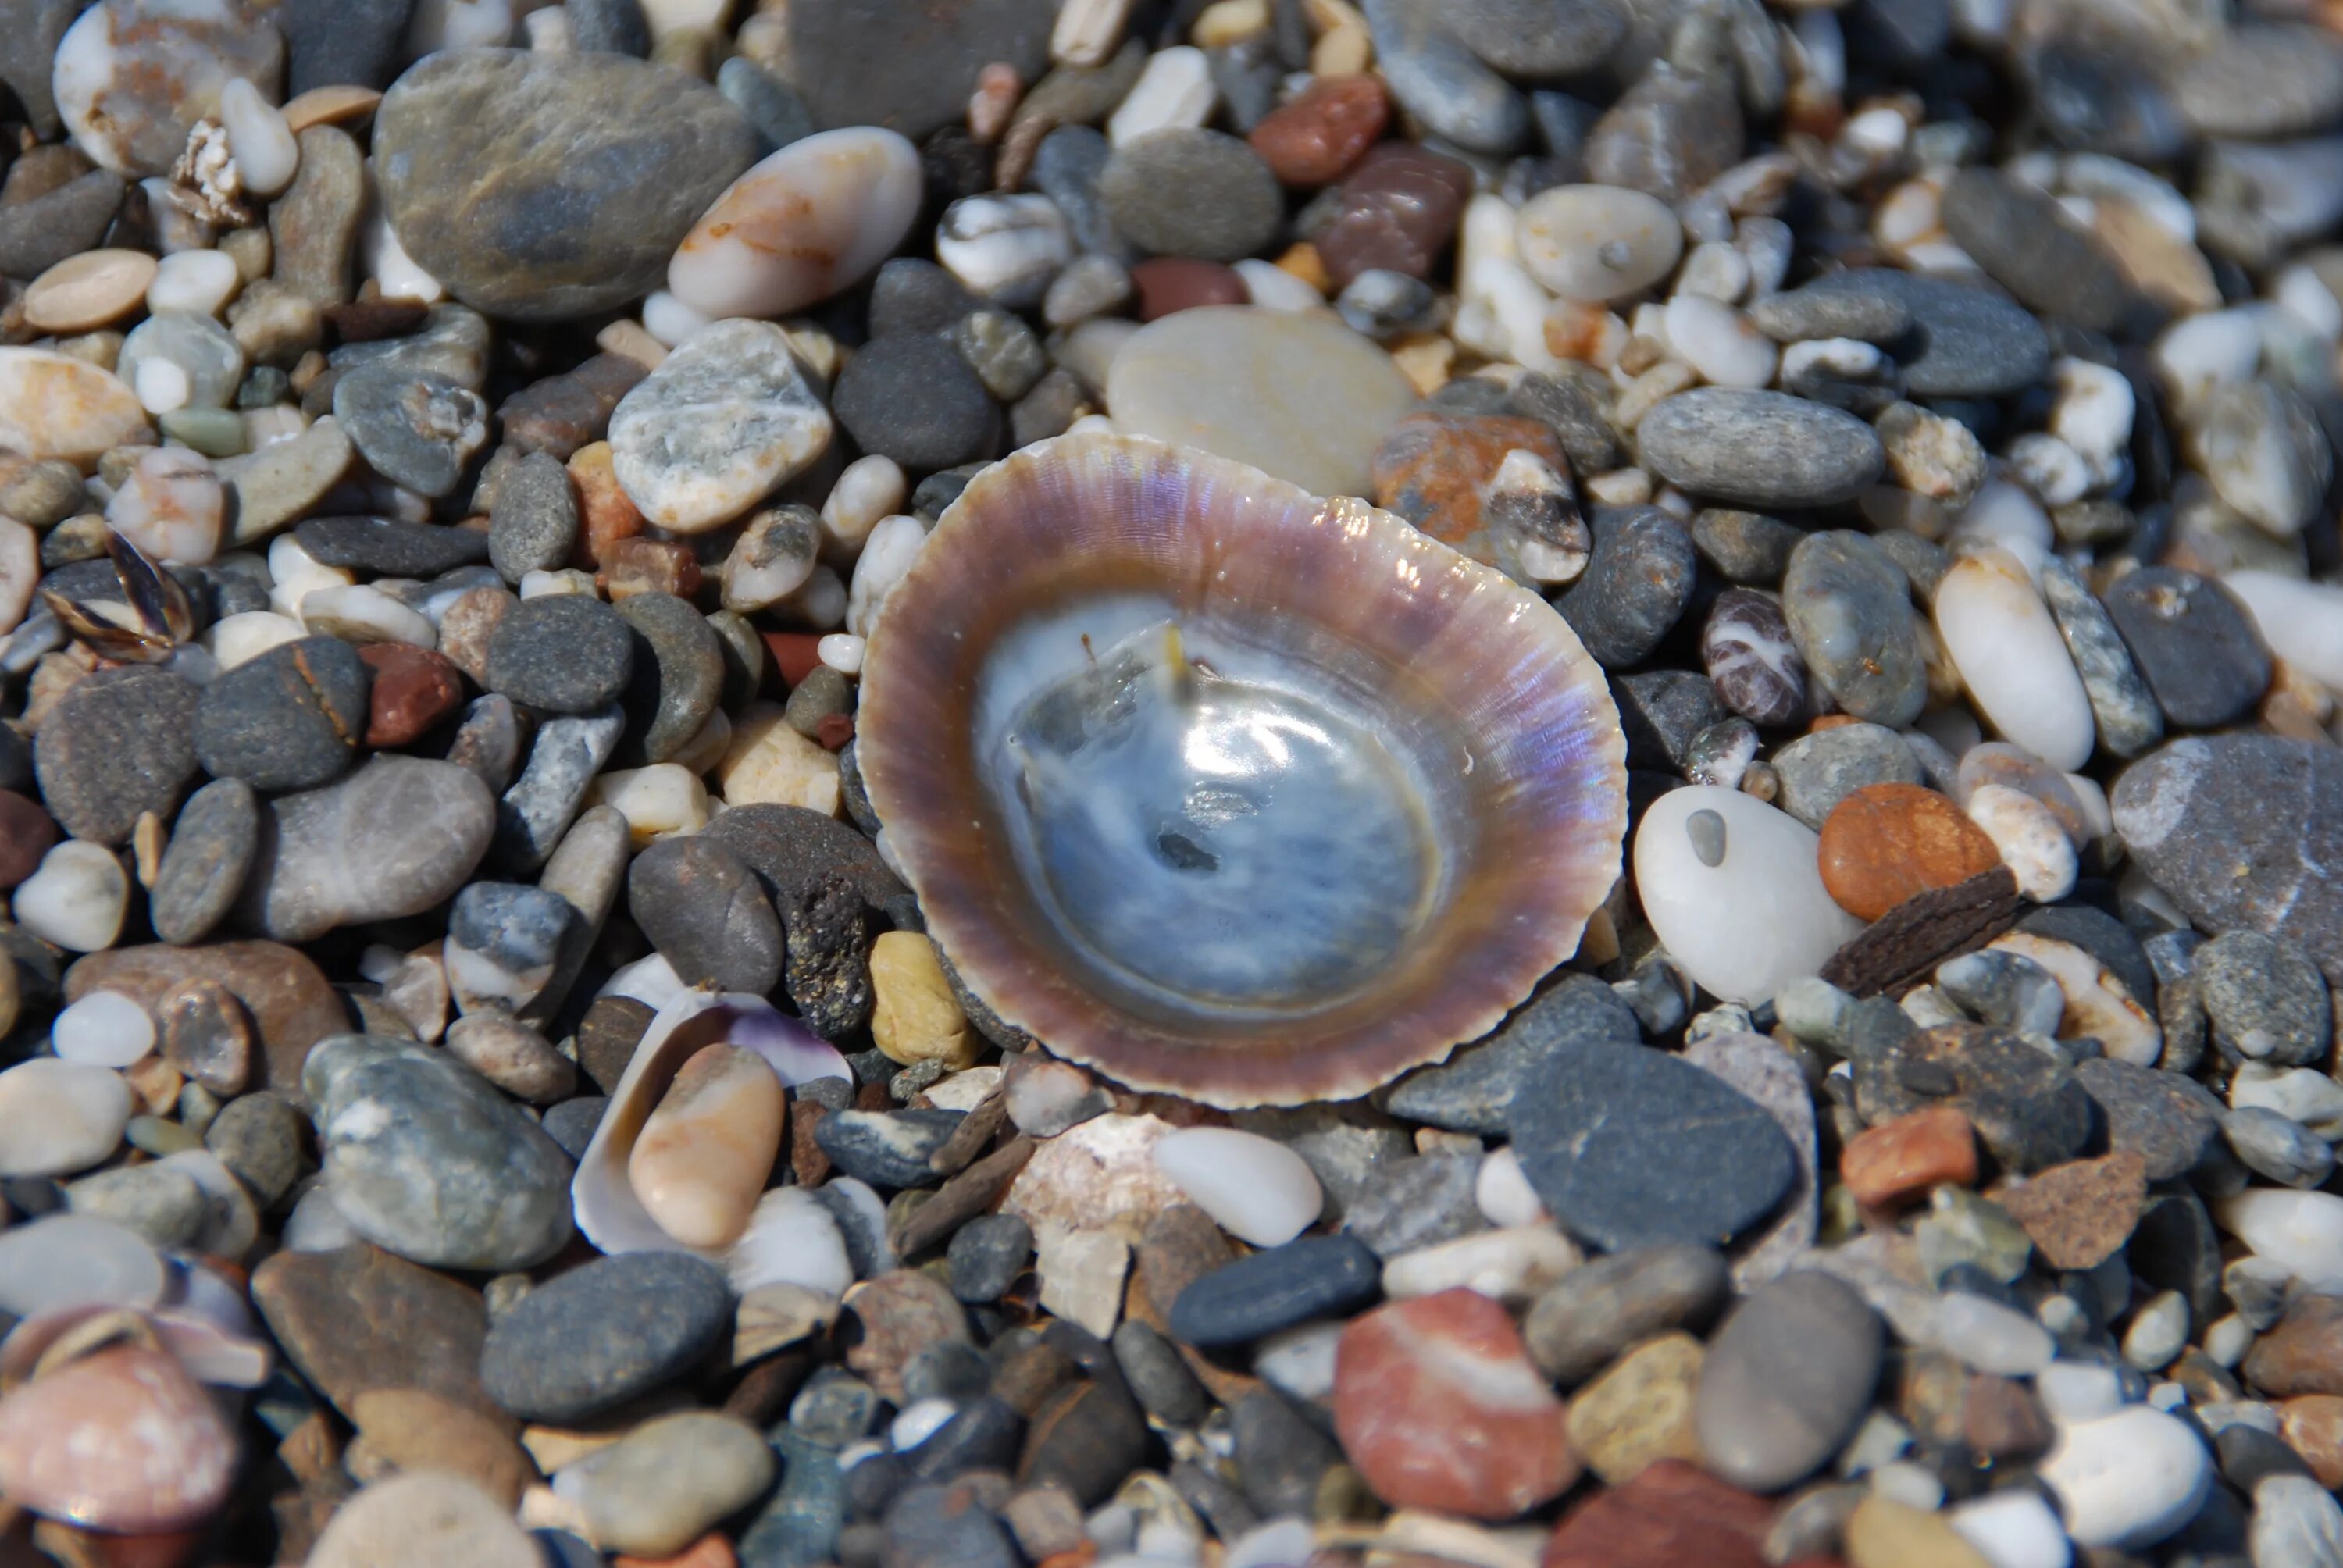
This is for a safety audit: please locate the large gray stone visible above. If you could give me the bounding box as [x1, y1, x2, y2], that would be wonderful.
[239, 757, 496, 941]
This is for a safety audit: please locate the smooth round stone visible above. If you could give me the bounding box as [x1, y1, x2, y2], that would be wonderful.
[1515, 184, 1682, 301]
[106, 445, 225, 565]
[0, 347, 152, 468]
[627, 836, 780, 995]
[0, 1342, 237, 1532]
[2199, 931, 2331, 1066]
[1153, 1126, 1325, 1249]
[219, 73, 296, 194]
[52, 0, 283, 176]
[1553, 505, 1696, 669]
[1702, 588, 1806, 726]
[831, 336, 999, 473]
[194, 634, 371, 790]
[1771, 723, 1925, 831]
[1694, 1270, 1882, 1494]
[1634, 786, 1866, 1006]
[333, 365, 490, 499]
[444, 1012, 574, 1103]
[373, 49, 754, 321]
[1107, 305, 1414, 498]
[1934, 1289, 2055, 1375]
[1782, 531, 1928, 728]
[1818, 783, 2002, 922]
[1799, 269, 2049, 397]
[480, 1251, 734, 1423]
[485, 594, 633, 714]
[1098, 128, 1283, 262]
[14, 839, 130, 953]
[1639, 390, 1885, 510]
[2176, 23, 2343, 139]
[2038, 1406, 2213, 1549]
[304, 1032, 573, 1270]
[868, 929, 972, 1069]
[1965, 783, 2077, 902]
[65, 1160, 209, 1247]
[779, 0, 1054, 141]
[2103, 567, 2271, 731]
[52, 989, 155, 1067]
[0, 1057, 134, 1177]
[555, 1411, 776, 1558]
[609, 318, 834, 531]
[1446, 0, 1627, 77]
[23, 248, 159, 332]
[2037, 558, 2163, 761]
[1361, 0, 1527, 153]
[1168, 1235, 1383, 1348]
[2227, 570, 2343, 693]
[1949, 1490, 2070, 1568]
[2190, 380, 2332, 538]
[34, 663, 201, 845]
[629, 1042, 786, 1250]
[0, 1212, 166, 1316]
[119, 311, 246, 413]
[307, 1472, 543, 1568]
[2219, 1188, 2343, 1295]
[940, 192, 1075, 308]
[1934, 549, 2095, 772]
[667, 127, 922, 319]
[241, 757, 495, 942]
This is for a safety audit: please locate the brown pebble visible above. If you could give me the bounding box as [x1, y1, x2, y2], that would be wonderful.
[157, 978, 255, 1097]
[815, 712, 855, 752]
[1313, 142, 1474, 290]
[1839, 1105, 1977, 1210]
[281, 85, 383, 132]
[1371, 409, 1567, 568]
[761, 632, 826, 687]
[599, 536, 701, 600]
[435, 586, 515, 687]
[1247, 73, 1389, 186]
[2245, 1295, 2343, 1399]
[2281, 1395, 2343, 1488]
[569, 440, 644, 568]
[1819, 866, 2023, 998]
[325, 297, 429, 342]
[0, 787, 59, 887]
[1129, 257, 1247, 321]
[358, 644, 465, 748]
[23, 249, 158, 333]
[1992, 1149, 2146, 1270]
[1817, 783, 2004, 922]
[1961, 1373, 2052, 1459]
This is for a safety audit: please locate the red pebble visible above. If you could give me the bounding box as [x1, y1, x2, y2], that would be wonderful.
[761, 631, 826, 687]
[358, 644, 465, 748]
[1314, 141, 1475, 290]
[1334, 1288, 1580, 1520]
[1131, 257, 1249, 320]
[815, 712, 855, 751]
[1249, 73, 1389, 186]
[1542, 1459, 1777, 1568]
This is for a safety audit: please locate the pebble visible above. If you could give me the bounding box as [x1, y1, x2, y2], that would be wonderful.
[813, 1107, 961, 1188]
[2185, 380, 2332, 538]
[1934, 1288, 2056, 1374]
[1360, 0, 1526, 154]
[1636, 390, 1885, 509]
[832, 335, 999, 472]
[2103, 565, 2272, 730]
[1819, 783, 2003, 921]
[1693, 1270, 1884, 1493]
[1316, 142, 1474, 290]
[122, 309, 247, 414]
[51, 988, 153, 1067]
[2038, 1405, 2213, 1548]
[486, 594, 633, 715]
[243, 757, 495, 941]
[558, 1411, 776, 1558]
[1702, 589, 1807, 725]
[1523, 1243, 1729, 1386]
[1772, 723, 1927, 830]
[1933, 550, 2096, 771]
[626, 1043, 785, 1249]
[627, 838, 782, 995]
[1800, 269, 2049, 397]
[1542, 1459, 1774, 1566]
[52, 0, 282, 177]
[0, 347, 152, 468]
[12, 839, 129, 952]
[1097, 129, 1282, 263]
[35, 664, 201, 846]
[1150, 1126, 1324, 1249]
[305, 1472, 542, 1568]
[2225, 570, 2343, 694]
[2199, 932, 2331, 1065]
[23, 248, 159, 333]
[481, 1251, 733, 1423]
[193, 635, 370, 790]
[1334, 1288, 1579, 1519]
[373, 48, 757, 320]
[0, 1341, 238, 1533]
[667, 127, 921, 320]
[1105, 305, 1414, 497]
[1633, 786, 1866, 1005]
[1246, 73, 1387, 187]
[1554, 505, 1696, 668]
[1782, 531, 1930, 728]
[0, 1057, 133, 1177]
[609, 319, 835, 532]
[1168, 1235, 1381, 1348]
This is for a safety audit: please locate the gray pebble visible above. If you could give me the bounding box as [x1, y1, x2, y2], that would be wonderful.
[1749, 286, 1916, 345]
[294, 516, 493, 576]
[1771, 722, 1924, 829]
[1522, 1243, 1730, 1384]
[1360, 0, 1528, 154]
[1446, 0, 1628, 76]
[1781, 530, 1928, 727]
[2199, 932, 2332, 1067]
[1583, 63, 1743, 202]
[1799, 269, 2048, 397]
[486, 594, 635, 715]
[1637, 389, 1885, 509]
[1097, 129, 1282, 262]
[480, 1251, 734, 1423]
[488, 451, 580, 583]
[565, 0, 648, 55]
[152, 778, 259, 946]
[34, 665, 202, 846]
[626, 836, 783, 995]
[203, 1089, 306, 1208]
[2038, 558, 2163, 760]
[1692, 508, 1806, 585]
[831, 335, 999, 473]
[1340, 1147, 1487, 1256]
[2074, 1057, 2223, 1182]
[716, 55, 812, 153]
[947, 1213, 1032, 1304]
[2103, 566, 2272, 730]
[193, 636, 371, 792]
[615, 593, 723, 765]
[494, 706, 626, 872]
[1693, 1270, 1883, 1492]
[333, 364, 490, 499]
[813, 1108, 963, 1188]
[868, 258, 977, 339]
[1384, 973, 1640, 1135]
[1553, 504, 1696, 668]
[1168, 1235, 1382, 1348]
[1615, 668, 1725, 772]
[2223, 1107, 2335, 1189]
[2175, 23, 2343, 140]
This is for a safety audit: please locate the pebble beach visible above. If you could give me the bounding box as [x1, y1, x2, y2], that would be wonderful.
[2, 0, 2343, 1564]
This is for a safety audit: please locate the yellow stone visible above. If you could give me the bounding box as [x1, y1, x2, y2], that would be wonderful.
[1843, 1495, 1994, 1568]
[717, 701, 842, 814]
[1193, 0, 1270, 46]
[23, 249, 159, 334]
[870, 931, 975, 1071]
[627, 1043, 786, 1250]
[1562, 1331, 1705, 1486]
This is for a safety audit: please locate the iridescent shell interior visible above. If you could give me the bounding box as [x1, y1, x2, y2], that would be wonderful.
[856, 433, 1627, 1108]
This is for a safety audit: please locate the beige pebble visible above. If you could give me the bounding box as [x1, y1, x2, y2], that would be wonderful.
[24, 250, 160, 333]
[444, 1012, 576, 1104]
[1965, 782, 2077, 903]
[870, 930, 975, 1071]
[0, 347, 153, 469]
[717, 702, 841, 814]
[627, 1042, 786, 1251]
[305, 1471, 541, 1568]
[281, 84, 383, 133]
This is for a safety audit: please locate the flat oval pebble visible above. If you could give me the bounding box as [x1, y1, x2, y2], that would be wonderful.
[1934, 549, 2096, 772]
[1637, 389, 1885, 509]
[1702, 588, 1807, 726]
[23, 247, 159, 332]
[628, 1042, 785, 1250]
[0, 1342, 238, 1532]
[1168, 1235, 1382, 1348]
[485, 594, 633, 715]
[610, 319, 835, 532]
[2038, 1405, 2213, 1549]
[1106, 305, 1415, 497]
[305, 1472, 543, 1568]
[480, 1250, 735, 1423]
[1153, 1126, 1325, 1249]
[1634, 786, 1867, 1005]
[1781, 531, 1929, 727]
[241, 757, 495, 942]
[2103, 566, 2271, 730]
[0, 1057, 134, 1177]
[1799, 269, 2049, 397]
[667, 127, 923, 320]
[0, 347, 153, 469]
[13, 839, 130, 952]
[1693, 1269, 1883, 1493]
[194, 635, 370, 791]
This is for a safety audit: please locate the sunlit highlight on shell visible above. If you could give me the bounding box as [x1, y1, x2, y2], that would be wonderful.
[856, 432, 1628, 1108]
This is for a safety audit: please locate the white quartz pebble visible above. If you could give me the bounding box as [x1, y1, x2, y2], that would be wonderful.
[0, 515, 34, 637]
[52, 990, 156, 1068]
[1949, 1488, 2074, 1568]
[1964, 782, 2078, 902]
[1475, 1145, 1547, 1228]
[1226, 1519, 1316, 1568]
[1107, 45, 1214, 145]
[936, 194, 1072, 307]
[0, 1213, 166, 1315]
[1152, 1127, 1324, 1247]
[363, 208, 446, 305]
[1515, 184, 1685, 302]
[106, 446, 224, 565]
[1934, 549, 2094, 771]
[844, 514, 929, 639]
[147, 248, 241, 318]
[1254, 1321, 1343, 1402]
[1932, 1290, 2055, 1374]
[724, 1185, 854, 1298]
[219, 77, 298, 198]
[2231, 1064, 2343, 1139]
[2153, 308, 2260, 412]
[2049, 356, 2134, 473]
[1632, 786, 1865, 1005]
[1664, 294, 1778, 387]
[2038, 1406, 2211, 1549]
[2217, 1188, 2343, 1294]
[203, 609, 307, 667]
[1952, 477, 2054, 550]
[890, 1399, 957, 1453]
[666, 128, 923, 321]
[640, 289, 711, 348]
[266, 533, 351, 619]
[1381, 1225, 1579, 1305]
[587, 764, 709, 843]
[519, 568, 598, 598]
[14, 840, 128, 953]
[1232, 258, 1322, 313]
[817, 633, 865, 676]
[2224, 570, 2343, 693]
[819, 454, 908, 561]
[0, 1058, 134, 1178]
[298, 583, 437, 647]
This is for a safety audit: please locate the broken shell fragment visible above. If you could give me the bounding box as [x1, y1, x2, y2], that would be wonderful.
[855, 433, 1628, 1108]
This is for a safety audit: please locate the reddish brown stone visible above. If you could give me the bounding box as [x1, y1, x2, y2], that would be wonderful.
[2282, 1395, 2343, 1488]
[1248, 73, 1389, 186]
[1370, 409, 1567, 568]
[761, 632, 826, 687]
[1961, 1374, 2052, 1458]
[1315, 141, 1475, 290]
[1839, 1106, 1977, 1210]
[1129, 257, 1246, 321]
[790, 1099, 832, 1186]
[2248, 1295, 2343, 1399]
[1818, 783, 2004, 922]
[569, 440, 643, 568]
[249, 1245, 499, 1424]
[500, 351, 648, 460]
[815, 712, 855, 752]
[358, 643, 465, 748]
[843, 1270, 973, 1402]
[324, 297, 428, 342]
[66, 941, 350, 1102]
[0, 787, 59, 887]
[600, 536, 702, 600]
[1336, 1288, 1580, 1520]
[614, 1535, 736, 1568]
[1542, 1459, 1774, 1568]
[1993, 1150, 2147, 1271]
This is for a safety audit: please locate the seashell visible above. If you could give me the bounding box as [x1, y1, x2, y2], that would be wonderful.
[570, 991, 851, 1260]
[855, 433, 1628, 1108]
[1, 1305, 270, 1390]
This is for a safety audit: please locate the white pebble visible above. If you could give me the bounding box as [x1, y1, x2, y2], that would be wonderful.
[890, 1398, 957, 1452]
[641, 289, 712, 348]
[2217, 1188, 2343, 1295]
[1781, 337, 1884, 384]
[2122, 1288, 2189, 1370]
[265, 534, 351, 619]
[1225, 1519, 1316, 1568]
[843, 514, 929, 639]
[1933, 549, 2094, 772]
[14, 840, 128, 953]
[203, 609, 307, 667]
[1933, 1290, 2055, 1374]
[1674, 241, 1749, 301]
[134, 355, 192, 415]
[1516, 184, 1684, 301]
[2154, 308, 2260, 412]
[362, 208, 446, 305]
[587, 764, 709, 844]
[518, 568, 599, 599]
[106, 446, 225, 565]
[1254, 1321, 1343, 1402]
[1632, 786, 1864, 1006]
[1107, 45, 1214, 145]
[1232, 258, 1322, 312]
[668, 128, 924, 319]
[1152, 1126, 1324, 1247]
[219, 77, 298, 198]
[936, 194, 1073, 307]
[1965, 783, 2078, 902]
[2231, 1064, 2343, 1139]
[2006, 433, 2092, 506]
[2048, 356, 2134, 470]
[1949, 1488, 2073, 1568]
[1952, 477, 2053, 549]
[147, 248, 241, 318]
[1052, 0, 1132, 65]
[1664, 293, 1778, 387]
[2277, 260, 2343, 340]
[2224, 570, 2343, 693]
[724, 1185, 853, 1297]
[298, 583, 437, 647]
[2038, 1405, 2211, 1549]
[522, 4, 569, 48]
[51, 990, 155, 1068]
[1474, 1145, 1548, 1227]
[1380, 1226, 1579, 1304]
[819, 454, 909, 561]
[817, 633, 865, 676]
[0, 1058, 134, 1179]
[1866, 1460, 1942, 1512]
[2204, 1313, 2254, 1367]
